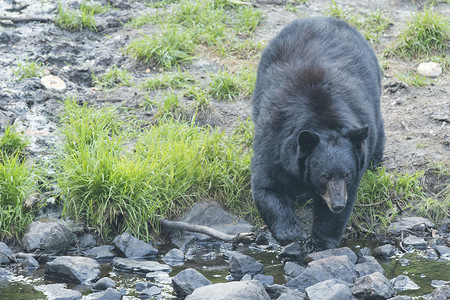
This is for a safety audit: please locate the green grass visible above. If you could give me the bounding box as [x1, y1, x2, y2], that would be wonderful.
[126, 13, 158, 29]
[184, 86, 211, 110]
[385, 7, 449, 59]
[395, 71, 431, 87]
[141, 71, 195, 90]
[126, 27, 196, 68]
[208, 68, 256, 101]
[12, 58, 46, 82]
[234, 5, 264, 35]
[0, 125, 29, 159]
[92, 65, 132, 89]
[351, 167, 427, 234]
[56, 98, 253, 241]
[55, 0, 105, 31]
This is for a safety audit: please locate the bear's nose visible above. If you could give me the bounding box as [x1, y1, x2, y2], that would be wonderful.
[331, 203, 345, 213]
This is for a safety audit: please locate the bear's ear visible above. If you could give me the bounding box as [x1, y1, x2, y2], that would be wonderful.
[347, 124, 369, 144]
[297, 130, 319, 154]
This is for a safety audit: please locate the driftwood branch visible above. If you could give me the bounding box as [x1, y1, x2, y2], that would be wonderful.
[0, 15, 51, 23]
[160, 218, 255, 243]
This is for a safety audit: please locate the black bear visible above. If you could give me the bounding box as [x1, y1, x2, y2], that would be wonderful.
[251, 17, 385, 251]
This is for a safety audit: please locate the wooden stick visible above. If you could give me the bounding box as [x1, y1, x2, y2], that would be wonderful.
[0, 15, 51, 23]
[160, 218, 255, 243]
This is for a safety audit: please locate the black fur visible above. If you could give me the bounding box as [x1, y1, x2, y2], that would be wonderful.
[251, 17, 385, 250]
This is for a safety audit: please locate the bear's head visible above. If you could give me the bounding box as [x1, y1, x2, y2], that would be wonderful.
[298, 125, 369, 213]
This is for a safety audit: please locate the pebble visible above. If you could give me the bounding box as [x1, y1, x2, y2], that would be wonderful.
[40, 75, 66, 92]
[417, 62, 442, 77]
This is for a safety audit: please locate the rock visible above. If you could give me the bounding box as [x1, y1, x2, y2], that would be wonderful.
[84, 287, 122, 300]
[355, 256, 385, 277]
[185, 280, 270, 300]
[45, 256, 100, 284]
[145, 271, 171, 284]
[229, 252, 264, 280]
[279, 241, 302, 259]
[139, 286, 161, 298]
[264, 284, 306, 299]
[172, 235, 196, 251]
[430, 284, 450, 299]
[402, 235, 427, 250]
[34, 283, 82, 300]
[112, 257, 171, 274]
[351, 272, 395, 299]
[435, 245, 450, 260]
[112, 232, 158, 258]
[0, 108, 16, 131]
[284, 261, 305, 279]
[417, 62, 442, 77]
[373, 244, 397, 258]
[21, 255, 39, 269]
[79, 234, 96, 248]
[172, 268, 212, 298]
[41, 75, 67, 92]
[22, 219, 76, 254]
[0, 242, 14, 264]
[431, 280, 448, 288]
[390, 275, 420, 292]
[92, 277, 116, 291]
[305, 279, 353, 300]
[0, 268, 12, 281]
[388, 217, 435, 234]
[179, 201, 253, 241]
[388, 296, 412, 300]
[254, 274, 274, 285]
[135, 281, 148, 291]
[241, 274, 252, 281]
[286, 255, 356, 292]
[277, 293, 307, 300]
[162, 248, 185, 266]
[85, 245, 117, 260]
[305, 247, 358, 264]
[357, 247, 372, 259]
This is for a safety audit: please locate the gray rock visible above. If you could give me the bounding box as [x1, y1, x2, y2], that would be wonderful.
[430, 284, 450, 300]
[0, 242, 13, 264]
[135, 281, 148, 291]
[286, 255, 356, 292]
[277, 293, 307, 300]
[172, 268, 212, 298]
[254, 274, 274, 285]
[85, 245, 116, 260]
[390, 275, 420, 292]
[351, 272, 395, 299]
[241, 274, 252, 281]
[185, 280, 270, 300]
[424, 248, 439, 260]
[229, 252, 264, 280]
[284, 261, 305, 279]
[112, 257, 171, 274]
[279, 241, 302, 259]
[373, 244, 397, 258]
[162, 248, 185, 266]
[435, 245, 450, 260]
[112, 232, 158, 258]
[172, 235, 196, 251]
[403, 235, 427, 250]
[34, 283, 82, 300]
[417, 62, 442, 77]
[21, 255, 39, 269]
[355, 257, 385, 277]
[92, 277, 116, 291]
[84, 287, 122, 300]
[22, 219, 76, 254]
[145, 271, 171, 284]
[139, 286, 161, 298]
[305, 279, 353, 300]
[388, 296, 412, 300]
[388, 217, 435, 234]
[79, 234, 96, 248]
[264, 284, 306, 299]
[180, 201, 253, 241]
[0, 268, 12, 281]
[431, 280, 448, 288]
[305, 247, 358, 264]
[357, 247, 372, 258]
[45, 256, 100, 284]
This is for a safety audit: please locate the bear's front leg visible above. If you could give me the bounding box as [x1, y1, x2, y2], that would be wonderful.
[311, 194, 356, 250]
[252, 188, 307, 245]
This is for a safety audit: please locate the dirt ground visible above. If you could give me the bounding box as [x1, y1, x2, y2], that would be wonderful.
[0, 0, 448, 178]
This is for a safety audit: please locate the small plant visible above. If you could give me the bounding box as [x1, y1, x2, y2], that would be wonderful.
[92, 65, 132, 89]
[208, 69, 242, 101]
[141, 71, 195, 90]
[12, 58, 46, 81]
[236, 68, 257, 99]
[0, 125, 29, 159]
[55, 1, 100, 31]
[126, 13, 158, 29]
[234, 5, 264, 35]
[395, 71, 431, 87]
[385, 7, 449, 58]
[126, 28, 196, 68]
[185, 86, 210, 109]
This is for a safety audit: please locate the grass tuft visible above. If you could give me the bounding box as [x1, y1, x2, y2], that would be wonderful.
[395, 71, 431, 87]
[92, 65, 132, 89]
[0, 125, 29, 159]
[13, 58, 46, 82]
[55, 0, 105, 31]
[141, 71, 195, 90]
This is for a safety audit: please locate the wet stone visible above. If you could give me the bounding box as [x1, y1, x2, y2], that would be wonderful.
[112, 232, 158, 258]
[424, 248, 439, 260]
[145, 271, 171, 284]
[357, 247, 372, 259]
[241, 274, 252, 281]
[84, 287, 122, 300]
[431, 280, 448, 288]
[229, 252, 264, 280]
[253, 274, 274, 285]
[139, 286, 162, 298]
[0, 242, 13, 264]
[162, 248, 184, 266]
[373, 244, 397, 258]
[388, 217, 435, 234]
[92, 277, 116, 291]
[390, 275, 420, 292]
[403, 235, 427, 250]
[171, 268, 212, 298]
[305, 279, 352, 300]
[305, 247, 358, 264]
[79, 233, 96, 248]
[112, 257, 171, 274]
[85, 245, 117, 260]
[284, 261, 305, 279]
[286, 255, 356, 292]
[388, 296, 412, 300]
[0, 268, 12, 281]
[45, 256, 100, 284]
[21, 255, 39, 270]
[34, 283, 82, 300]
[185, 280, 270, 300]
[435, 245, 450, 260]
[430, 284, 450, 299]
[355, 256, 385, 277]
[351, 272, 395, 300]
[171, 235, 196, 251]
